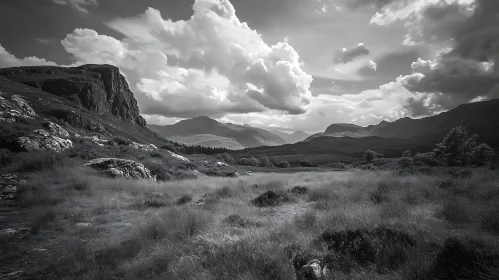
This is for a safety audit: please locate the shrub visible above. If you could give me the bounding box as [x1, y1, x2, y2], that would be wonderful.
[176, 195, 192, 205]
[398, 157, 414, 168]
[364, 149, 383, 162]
[402, 150, 412, 157]
[414, 152, 440, 166]
[217, 152, 235, 164]
[299, 160, 314, 167]
[434, 126, 495, 166]
[258, 156, 274, 168]
[277, 161, 291, 168]
[237, 157, 259, 167]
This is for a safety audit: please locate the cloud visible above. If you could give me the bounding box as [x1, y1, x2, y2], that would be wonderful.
[367, 60, 377, 71]
[58, 1, 312, 118]
[52, 0, 98, 15]
[0, 44, 57, 67]
[333, 43, 370, 64]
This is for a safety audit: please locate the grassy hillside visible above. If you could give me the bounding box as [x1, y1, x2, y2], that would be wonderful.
[232, 136, 437, 165]
[2, 168, 498, 279]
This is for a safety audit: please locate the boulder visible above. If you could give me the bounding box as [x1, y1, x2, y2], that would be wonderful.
[0, 94, 36, 122]
[16, 129, 73, 152]
[168, 151, 190, 162]
[129, 142, 158, 151]
[84, 158, 155, 181]
[43, 121, 70, 137]
[296, 259, 327, 280]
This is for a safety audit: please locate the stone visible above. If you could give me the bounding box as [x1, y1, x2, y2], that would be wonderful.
[43, 121, 70, 137]
[0, 94, 36, 122]
[296, 259, 327, 280]
[168, 151, 190, 162]
[216, 161, 229, 167]
[15, 129, 72, 152]
[84, 158, 155, 181]
[129, 142, 158, 151]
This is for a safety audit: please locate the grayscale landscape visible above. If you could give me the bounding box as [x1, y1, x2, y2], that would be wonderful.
[1, 0, 498, 279]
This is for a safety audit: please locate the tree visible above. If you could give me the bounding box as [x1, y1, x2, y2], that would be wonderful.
[472, 143, 495, 166]
[433, 126, 494, 166]
[237, 157, 259, 166]
[364, 150, 377, 162]
[402, 150, 412, 158]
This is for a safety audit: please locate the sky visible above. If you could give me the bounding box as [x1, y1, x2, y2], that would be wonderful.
[0, 0, 498, 133]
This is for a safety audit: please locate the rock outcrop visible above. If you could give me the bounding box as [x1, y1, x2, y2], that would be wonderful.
[43, 122, 70, 137]
[0, 94, 36, 122]
[16, 129, 73, 152]
[0, 65, 146, 126]
[84, 158, 155, 181]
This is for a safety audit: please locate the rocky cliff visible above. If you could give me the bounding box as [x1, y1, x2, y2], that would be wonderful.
[0, 64, 146, 126]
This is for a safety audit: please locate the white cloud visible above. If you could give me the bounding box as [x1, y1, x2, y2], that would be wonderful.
[58, 1, 312, 117]
[52, 0, 98, 15]
[367, 60, 377, 71]
[0, 45, 57, 67]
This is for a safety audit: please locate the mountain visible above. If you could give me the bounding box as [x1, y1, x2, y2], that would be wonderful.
[270, 130, 311, 143]
[233, 99, 499, 164]
[324, 123, 363, 135]
[287, 131, 311, 143]
[0, 65, 170, 147]
[148, 116, 287, 148]
[167, 134, 245, 150]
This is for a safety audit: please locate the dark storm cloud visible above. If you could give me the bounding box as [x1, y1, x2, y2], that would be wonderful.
[404, 0, 499, 112]
[333, 43, 370, 64]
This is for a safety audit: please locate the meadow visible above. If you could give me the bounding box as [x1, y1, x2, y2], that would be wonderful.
[1, 166, 498, 279]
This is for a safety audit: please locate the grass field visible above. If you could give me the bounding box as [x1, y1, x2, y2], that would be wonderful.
[1, 167, 499, 279]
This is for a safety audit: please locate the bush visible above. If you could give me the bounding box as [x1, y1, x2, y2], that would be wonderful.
[414, 152, 440, 166]
[217, 152, 235, 164]
[237, 157, 259, 167]
[402, 150, 412, 158]
[364, 149, 383, 162]
[258, 156, 274, 168]
[299, 160, 314, 167]
[398, 157, 414, 168]
[434, 126, 495, 166]
[277, 161, 291, 168]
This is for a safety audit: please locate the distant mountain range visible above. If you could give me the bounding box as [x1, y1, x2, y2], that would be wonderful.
[233, 99, 499, 164]
[149, 116, 291, 148]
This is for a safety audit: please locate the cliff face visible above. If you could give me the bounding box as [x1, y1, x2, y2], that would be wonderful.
[0, 64, 146, 126]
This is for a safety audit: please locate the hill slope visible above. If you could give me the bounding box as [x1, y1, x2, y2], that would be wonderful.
[233, 99, 499, 165]
[0, 65, 171, 147]
[149, 116, 287, 148]
[167, 134, 245, 150]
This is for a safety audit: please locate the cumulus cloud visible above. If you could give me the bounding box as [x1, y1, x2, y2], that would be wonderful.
[0, 45, 57, 67]
[333, 43, 370, 64]
[367, 60, 377, 71]
[19, 0, 308, 119]
[52, 0, 98, 15]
